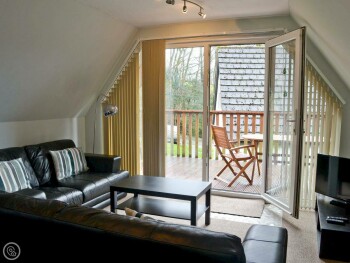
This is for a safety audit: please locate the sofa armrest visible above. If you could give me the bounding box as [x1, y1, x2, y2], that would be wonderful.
[85, 153, 121, 173]
[243, 225, 288, 263]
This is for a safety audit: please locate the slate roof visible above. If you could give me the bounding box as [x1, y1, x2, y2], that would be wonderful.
[217, 45, 265, 112]
[216, 45, 292, 134]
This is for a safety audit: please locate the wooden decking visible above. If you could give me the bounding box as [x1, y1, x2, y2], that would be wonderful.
[166, 156, 263, 194]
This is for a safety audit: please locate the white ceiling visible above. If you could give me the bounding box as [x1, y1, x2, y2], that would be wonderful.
[77, 0, 290, 27]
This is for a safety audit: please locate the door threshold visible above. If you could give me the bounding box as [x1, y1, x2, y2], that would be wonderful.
[211, 189, 263, 200]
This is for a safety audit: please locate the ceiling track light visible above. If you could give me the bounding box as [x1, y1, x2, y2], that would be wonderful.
[166, 0, 206, 19]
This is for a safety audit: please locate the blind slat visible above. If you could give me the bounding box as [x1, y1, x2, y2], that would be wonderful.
[300, 61, 343, 209]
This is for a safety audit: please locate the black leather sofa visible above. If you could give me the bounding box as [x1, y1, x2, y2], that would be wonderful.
[0, 193, 288, 263]
[0, 139, 129, 208]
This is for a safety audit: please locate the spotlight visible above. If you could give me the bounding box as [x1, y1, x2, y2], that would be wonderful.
[182, 0, 187, 13]
[198, 7, 206, 19]
[166, 0, 175, 5]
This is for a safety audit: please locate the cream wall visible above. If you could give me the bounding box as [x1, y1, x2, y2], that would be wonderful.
[0, 118, 85, 149]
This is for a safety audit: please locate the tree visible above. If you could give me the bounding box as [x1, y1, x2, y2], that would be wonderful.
[166, 48, 203, 111]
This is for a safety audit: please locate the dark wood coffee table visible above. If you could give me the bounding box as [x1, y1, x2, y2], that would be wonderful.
[110, 176, 211, 226]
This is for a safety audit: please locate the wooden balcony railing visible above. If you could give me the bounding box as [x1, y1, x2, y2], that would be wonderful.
[166, 110, 264, 159]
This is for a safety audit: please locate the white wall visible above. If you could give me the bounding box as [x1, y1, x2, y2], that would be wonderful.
[0, 0, 136, 122]
[290, 0, 350, 92]
[0, 0, 137, 152]
[85, 103, 103, 154]
[0, 118, 85, 149]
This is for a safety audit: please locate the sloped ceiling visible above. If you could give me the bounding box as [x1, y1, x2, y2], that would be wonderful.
[0, 0, 136, 122]
[289, 0, 350, 90]
[0, 0, 290, 123]
[1, 0, 349, 123]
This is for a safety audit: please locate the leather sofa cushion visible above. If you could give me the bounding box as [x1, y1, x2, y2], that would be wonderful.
[39, 187, 83, 206]
[57, 172, 129, 202]
[0, 192, 67, 217]
[54, 205, 246, 262]
[15, 188, 46, 199]
[7, 187, 82, 205]
[25, 140, 76, 186]
[0, 147, 39, 187]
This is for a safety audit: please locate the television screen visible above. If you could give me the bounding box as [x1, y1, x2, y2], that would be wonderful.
[316, 154, 350, 201]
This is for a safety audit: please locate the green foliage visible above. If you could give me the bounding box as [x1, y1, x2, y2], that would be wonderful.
[165, 48, 204, 111]
[166, 143, 203, 158]
[165, 47, 218, 137]
[166, 141, 218, 159]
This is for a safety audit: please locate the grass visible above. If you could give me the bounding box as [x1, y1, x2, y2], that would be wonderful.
[166, 142, 217, 158]
[166, 142, 203, 158]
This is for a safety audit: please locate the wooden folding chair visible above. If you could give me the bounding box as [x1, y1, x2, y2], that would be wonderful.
[211, 125, 256, 187]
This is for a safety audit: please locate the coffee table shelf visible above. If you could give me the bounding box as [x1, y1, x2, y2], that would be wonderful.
[117, 196, 208, 221]
[110, 176, 211, 226]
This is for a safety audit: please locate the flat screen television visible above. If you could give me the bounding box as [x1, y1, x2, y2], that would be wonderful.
[316, 154, 350, 204]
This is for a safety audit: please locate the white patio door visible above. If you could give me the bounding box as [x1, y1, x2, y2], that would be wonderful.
[262, 28, 306, 218]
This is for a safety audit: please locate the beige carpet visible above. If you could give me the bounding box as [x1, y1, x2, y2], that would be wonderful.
[211, 196, 265, 218]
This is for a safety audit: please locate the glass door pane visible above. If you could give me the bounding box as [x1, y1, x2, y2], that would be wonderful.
[165, 47, 204, 181]
[265, 41, 295, 206]
[263, 28, 306, 218]
[209, 44, 265, 194]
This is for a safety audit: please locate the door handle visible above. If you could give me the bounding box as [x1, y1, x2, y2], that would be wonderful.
[286, 109, 298, 123]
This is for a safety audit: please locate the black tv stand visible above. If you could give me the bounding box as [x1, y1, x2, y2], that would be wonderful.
[316, 194, 350, 261]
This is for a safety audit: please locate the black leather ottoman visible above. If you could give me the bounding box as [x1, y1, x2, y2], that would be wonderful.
[243, 225, 288, 263]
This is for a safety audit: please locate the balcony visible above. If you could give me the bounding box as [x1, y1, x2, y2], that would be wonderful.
[166, 109, 264, 194]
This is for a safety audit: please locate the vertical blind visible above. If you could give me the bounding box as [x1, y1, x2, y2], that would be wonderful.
[103, 55, 140, 176]
[142, 40, 166, 176]
[300, 60, 343, 209]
